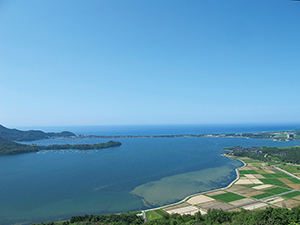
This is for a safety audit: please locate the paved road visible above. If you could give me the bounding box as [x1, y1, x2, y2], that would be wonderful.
[272, 165, 300, 181]
[142, 210, 147, 223]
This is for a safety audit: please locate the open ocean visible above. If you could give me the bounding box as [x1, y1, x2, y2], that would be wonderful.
[20, 123, 300, 136]
[1, 124, 300, 225]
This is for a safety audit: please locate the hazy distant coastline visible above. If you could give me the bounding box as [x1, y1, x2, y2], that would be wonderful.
[75, 129, 300, 142]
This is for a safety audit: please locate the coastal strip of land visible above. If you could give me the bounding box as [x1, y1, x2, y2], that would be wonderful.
[144, 155, 300, 222]
[78, 128, 300, 142]
[0, 137, 122, 156]
[3, 123, 298, 142]
[32, 155, 300, 225]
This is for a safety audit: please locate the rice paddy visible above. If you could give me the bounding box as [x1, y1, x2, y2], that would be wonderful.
[146, 155, 300, 220]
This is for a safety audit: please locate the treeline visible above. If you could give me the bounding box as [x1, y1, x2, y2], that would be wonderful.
[146, 206, 300, 225]
[262, 146, 300, 164]
[69, 213, 143, 224]
[31, 213, 143, 225]
[41, 141, 122, 151]
[0, 124, 75, 141]
[0, 137, 39, 155]
[0, 137, 121, 156]
[224, 132, 275, 139]
[32, 206, 300, 225]
[232, 151, 267, 162]
[226, 145, 300, 164]
[233, 151, 271, 162]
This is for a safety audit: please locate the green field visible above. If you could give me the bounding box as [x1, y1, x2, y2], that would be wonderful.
[239, 170, 259, 175]
[252, 192, 275, 199]
[259, 178, 291, 188]
[240, 184, 258, 188]
[261, 174, 276, 179]
[282, 191, 300, 199]
[266, 187, 291, 195]
[287, 177, 300, 184]
[278, 165, 300, 174]
[272, 173, 291, 178]
[251, 163, 264, 168]
[210, 192, 245, 202]
[241, 159, 265, 163]
[146, 210, 166, 221]
[267, 161, 281, 166]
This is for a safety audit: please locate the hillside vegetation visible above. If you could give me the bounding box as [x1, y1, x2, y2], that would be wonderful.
[0, 124, 75, 141]
[225, 145, 300, 164]
[32, 206, 300, 225]
[0, 137, 121, 156]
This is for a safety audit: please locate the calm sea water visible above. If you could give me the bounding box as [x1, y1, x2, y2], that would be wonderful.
[19, 123, 300, 136]
[1, 124, 300, 225]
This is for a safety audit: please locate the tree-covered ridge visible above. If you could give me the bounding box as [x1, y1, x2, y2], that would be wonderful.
[145, 207, 300, 225]
[32, 206, 300, 225]
[0, 124, 76, 141]
[32, 213, 143, 225]
[0, 137, 121, 156]
[224, 145, 300, 164]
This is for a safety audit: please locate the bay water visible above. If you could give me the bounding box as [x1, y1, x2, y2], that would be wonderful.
[1, 124, 300, 224]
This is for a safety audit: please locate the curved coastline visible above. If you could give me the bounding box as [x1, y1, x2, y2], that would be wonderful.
[142, 155, 246, 212]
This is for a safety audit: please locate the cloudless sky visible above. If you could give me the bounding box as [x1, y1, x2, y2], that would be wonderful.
[1, 0, 300, 127]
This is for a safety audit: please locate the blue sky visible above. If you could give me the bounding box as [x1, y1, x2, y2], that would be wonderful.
[1, 0, 300, 127]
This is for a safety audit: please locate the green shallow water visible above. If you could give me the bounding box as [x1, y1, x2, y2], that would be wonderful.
[131, 160, 241, 207]
[1, 137, 300, 224]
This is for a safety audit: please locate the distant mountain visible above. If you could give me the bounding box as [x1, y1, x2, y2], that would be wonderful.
[0, 125, 76, 141]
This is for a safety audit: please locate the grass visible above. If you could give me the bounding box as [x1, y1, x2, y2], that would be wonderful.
[211, 192, 245, 202]
[259, 178, 291, 188]
[69, 222, 93, 225]
[272, 173, 291, 178]
[260, 173, 291, 179]
[256, 170, 268, 174]
[251, 163, 264, 168]
[240, 184, 258, 188]
[266, 187, 291, 195]
[278, 165, 300, 174]
[252, 192, 275, 199]
[282, 191, 300, 199]
[261, 174, 276, 179]
[239, 170, 259, 175]
[251, 187, 291, 200]
[267, 161, 281, 166]
[287, 178, 300, 184]
[146, 210, 167, 221]
[242, 159, 265, 164]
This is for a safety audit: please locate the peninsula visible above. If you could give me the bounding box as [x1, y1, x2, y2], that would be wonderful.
[81, 129, 300, 141]
[0, 137, 121, 156]
[1, 124, 300, 142]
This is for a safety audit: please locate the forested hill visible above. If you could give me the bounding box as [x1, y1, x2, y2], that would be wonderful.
[0, 124, 75, 141]
[0, 137, 122, 156]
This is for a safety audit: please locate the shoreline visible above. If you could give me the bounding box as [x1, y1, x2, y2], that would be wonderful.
[54, 156, 300, 224]
[70, 134, 294, 142]
[52, 155, 245, 224]
[143, 155, 246, 212]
